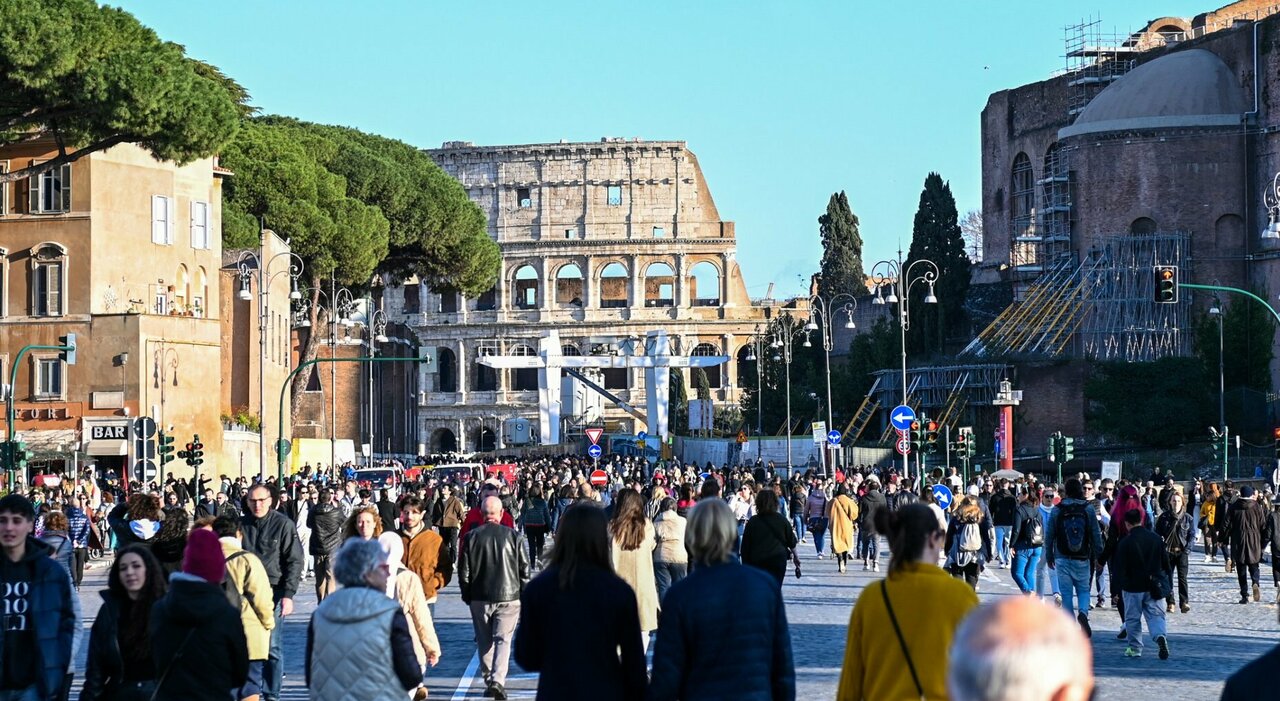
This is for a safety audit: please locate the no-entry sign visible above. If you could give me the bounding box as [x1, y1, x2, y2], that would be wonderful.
[590, 469, 608, 487]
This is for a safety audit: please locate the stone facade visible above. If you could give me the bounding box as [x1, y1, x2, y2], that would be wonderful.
[386, 138, 770, 452]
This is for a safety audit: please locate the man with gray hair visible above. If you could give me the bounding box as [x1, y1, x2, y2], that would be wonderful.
[458, 496, 529, 700]
[948, 597, 1094, 701]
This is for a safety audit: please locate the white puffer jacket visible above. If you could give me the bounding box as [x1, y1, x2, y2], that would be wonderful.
[309, 586, 404, 701]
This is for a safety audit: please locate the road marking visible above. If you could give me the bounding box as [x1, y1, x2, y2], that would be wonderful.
[450, 652, 481, 701]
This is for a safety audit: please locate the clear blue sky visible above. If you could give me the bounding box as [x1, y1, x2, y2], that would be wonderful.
[115, 0, 1203, 297]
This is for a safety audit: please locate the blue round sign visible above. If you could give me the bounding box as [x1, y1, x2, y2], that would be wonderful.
[889, 405, 917, 432]
[827, 430, 842, 446]
[931, 484, 954, 510]
[588, 444, 603, 459]
[637, 431, 648, 441]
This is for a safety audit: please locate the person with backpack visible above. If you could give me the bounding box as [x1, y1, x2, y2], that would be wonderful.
[213, 516, 277, 701]
[1009, 489, 1045, 595]
[1154, 490, 1193, 614]
[1045, 478, 1105, 637]
[944, 497, 993, 590]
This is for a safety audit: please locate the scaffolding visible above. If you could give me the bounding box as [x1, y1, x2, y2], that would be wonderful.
[869, 365, 1010, 441]
[1064, 18, 1139, 117]
[1079, 232, 1191, 362]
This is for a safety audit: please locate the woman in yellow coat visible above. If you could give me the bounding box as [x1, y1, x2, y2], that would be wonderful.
[837, 503, 979, 701]
[826, 484, 860, 574]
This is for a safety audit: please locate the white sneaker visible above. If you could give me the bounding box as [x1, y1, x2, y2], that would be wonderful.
[1203, 555, 1211, 563]
[872, 562, 880, 572]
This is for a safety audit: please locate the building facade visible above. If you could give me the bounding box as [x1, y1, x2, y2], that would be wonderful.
[385, 138, 770, 452]
[0, 140, 293, 484]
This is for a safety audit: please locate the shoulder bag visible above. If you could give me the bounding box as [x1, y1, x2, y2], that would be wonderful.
[880, 581, 925, 701]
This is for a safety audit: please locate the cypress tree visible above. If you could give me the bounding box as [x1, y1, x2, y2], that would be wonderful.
[818, 191, 865, 299]
[905, 173, 970, 356]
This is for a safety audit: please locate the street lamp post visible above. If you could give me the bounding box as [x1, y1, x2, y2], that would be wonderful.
[1209, 302, 1227, 479]
[369, 307, 389, 466]
[806, 294, 858, 473]
[296, 280, 358, 474]
[744, 326, 767, 465]
[870, 250, 940, 485]
[237, 249, 304, 480]
[771, 314, 808, 474]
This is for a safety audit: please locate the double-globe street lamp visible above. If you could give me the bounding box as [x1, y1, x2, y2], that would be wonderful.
[870, 252, 940, 484]
[368, 307, 390, 465]
[237, 250, 304, 479]
[805, 294, 858, 472]
[743, 326, 771, 465]
[770, 314, 809, 474]
[295, 279, 360, 475]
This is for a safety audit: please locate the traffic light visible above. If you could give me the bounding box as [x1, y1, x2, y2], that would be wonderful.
[179, 443, 193, 465]
[909, 421, 923, 452]
[1154, 265, 1178, 304]
[1061, 435, 1075, 463]
[58, 333, 77, 366]
[11, 441, 27, 472]
[158, 430, 175, 465]
[190, 434, 204, 468]
[1047, 433, 1059, 462]
[925, 420, 940, 454]
[1273, 427, 1280, 460]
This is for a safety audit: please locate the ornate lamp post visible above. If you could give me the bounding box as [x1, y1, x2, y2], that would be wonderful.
[295, 281, 359, 474]
[806, 294, 858, 473]
[771, 314, 809, 473]
[237, 249, 303, 479]
[869, 250, 940, 483]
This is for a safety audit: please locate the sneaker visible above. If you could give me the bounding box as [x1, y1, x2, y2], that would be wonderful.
[862, 562, 869, 571]
[1117, 628, 1128, 640]
[1124, 646, 1142, 658]
[1053, 593, 1062, 607]
[1254, 584, 1262, 602]
[1096, 598, 1109, 609]
[872, 562, 879, 572]
[1156, 635, 1169, 660]
[1166, 603, 1175, 614]
[817, 553, 824, 560]
[1180, 603, 1191, 613]
[1203, 554, 1211, 563]
[1077, 612, 1092, 638]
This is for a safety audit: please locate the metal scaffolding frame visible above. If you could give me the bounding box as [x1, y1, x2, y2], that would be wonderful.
[1079, 232, 1191, 362]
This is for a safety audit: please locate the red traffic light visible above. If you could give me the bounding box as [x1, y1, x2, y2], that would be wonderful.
[927, 421, 938, 432]
[185, 443, 194, 451]
[910, 421, 920, 431]
[1273, 427, 1280, 440]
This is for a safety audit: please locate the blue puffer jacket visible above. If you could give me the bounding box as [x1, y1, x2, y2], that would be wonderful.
[0, 537, 75, 699]
[647, 560, 795, 701]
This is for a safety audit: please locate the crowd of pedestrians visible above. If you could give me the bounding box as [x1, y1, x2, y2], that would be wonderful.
[6, 455, 1280, 700]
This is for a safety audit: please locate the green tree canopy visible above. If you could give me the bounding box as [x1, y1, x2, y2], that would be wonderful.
[0, 0, 247, 183]
[1085, 357, 1212, 447]
[905, 172, 970, 357]
[818, 191, 865, 299]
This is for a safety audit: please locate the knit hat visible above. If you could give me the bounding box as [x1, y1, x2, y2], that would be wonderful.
[182, 528, 226, 584]
[1240, 485, 1256, 499]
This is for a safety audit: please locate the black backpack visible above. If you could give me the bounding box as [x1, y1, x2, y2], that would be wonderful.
[221, 550, 252, 612]
[1056, 502, 1090, 557]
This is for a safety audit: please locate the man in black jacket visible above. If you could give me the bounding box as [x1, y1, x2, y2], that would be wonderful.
[989, 482, 1018, 568]
[857, 479, 886, 572]
[1229, 485, 1268, 604]
[459, 496, 529, 700]
[307, 488, 345, 601]
[1113, 508, 1171, 660]
[240, 482, 303, 701]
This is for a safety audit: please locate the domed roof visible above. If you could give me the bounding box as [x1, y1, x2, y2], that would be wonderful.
[1059, 49, 1245, 138]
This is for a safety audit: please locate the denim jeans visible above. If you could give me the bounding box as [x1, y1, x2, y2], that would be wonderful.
[1121, 591, 1167, 651]
[1095, 561, 1110, 601]
[859, 531, 879, 565]
[810, 518, 827, 554]
[994, 526, 1011, 564]
[793, 514, 806, 542]
[1056, 557, 1092, 617]
[263, 599, 285, 700]
[1012, 546, 1041, 593]
[654, 561, 688, 602]
[1037, 550, 1059, 597]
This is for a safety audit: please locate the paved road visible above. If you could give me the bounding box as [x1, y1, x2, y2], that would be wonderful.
[72, 537, 1278, 699]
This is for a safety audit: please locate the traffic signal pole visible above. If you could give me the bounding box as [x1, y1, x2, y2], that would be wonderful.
[4, 342, 76, 492]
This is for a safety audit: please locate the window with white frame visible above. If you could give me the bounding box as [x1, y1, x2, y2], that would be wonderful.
[29, 163, 71, 213]
[190, 201, 209, 249]
[151, 195, 174, 245]
[31, 244, 65, 316]
[34, 356, 63, 399]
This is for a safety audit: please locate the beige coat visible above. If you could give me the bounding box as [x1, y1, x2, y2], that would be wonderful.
[652, 511, 688, 564]
[219, 538, 276, 660]
[612, 520, 660, 631]
[827, 494, 860, 555]
[393, 568, 441, 668]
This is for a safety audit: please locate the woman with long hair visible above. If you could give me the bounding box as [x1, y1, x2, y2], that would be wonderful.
[1102, 482, 1149, 637]
[107, 493, 164, 551]
[520, 485, 551, 566]
[82, 546, 168, 700]
[837, 504, 979, 700]
[826, 484, 859, 574]
[944, 496, 993, 590]
[150, 508, 190, 576]
[741, 489, 798, 585]
[609, 488, 659, 652]
[341, 505, 384, 542]
[514, 504, 646, 701]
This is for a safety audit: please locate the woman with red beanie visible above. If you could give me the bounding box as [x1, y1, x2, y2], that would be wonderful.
[148, 528, 249, 701]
